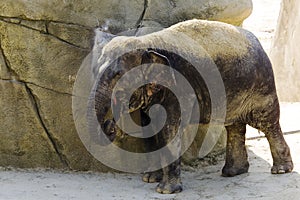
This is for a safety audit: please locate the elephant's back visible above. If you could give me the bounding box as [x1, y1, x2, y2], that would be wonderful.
[170, 19, 277, 124]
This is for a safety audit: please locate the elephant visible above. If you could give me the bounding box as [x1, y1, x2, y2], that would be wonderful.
[87, 19, 293, 194]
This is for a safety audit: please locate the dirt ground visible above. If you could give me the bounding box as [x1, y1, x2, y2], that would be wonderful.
[2, 0, 300, 199]
[1, 131, 300, 200]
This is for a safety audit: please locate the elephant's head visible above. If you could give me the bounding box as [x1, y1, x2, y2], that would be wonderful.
[88, 34, 174, 146]
[87, 29, 211, 146]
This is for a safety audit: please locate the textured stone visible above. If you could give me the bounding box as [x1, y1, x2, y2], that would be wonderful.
[144, 0, 253, 27]
[0, 20, 103, 170]
[270, 0, 300, 102]
[21, 20, 47, 33]
[48, 22, 94, 49]
[0, 47, 11, 80]
[0, 21, 88, 94]
[27, 84, 110, 171]
[0, 0, 252, 34]
[0, 80, 63, 168]
[0, 0, 143, 33]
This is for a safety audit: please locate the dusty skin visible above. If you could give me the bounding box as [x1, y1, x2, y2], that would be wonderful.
[91, 19, 291, 194]
[1, 0, 300, 199]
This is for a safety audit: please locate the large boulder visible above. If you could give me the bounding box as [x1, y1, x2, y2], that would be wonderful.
[144, 0, 253, 27]
[0, 0, 252, 33]
[0, 0, 252, 171]
[270, 0, 300, 102]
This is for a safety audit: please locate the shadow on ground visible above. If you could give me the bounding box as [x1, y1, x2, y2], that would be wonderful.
[175, 134, 300, 200]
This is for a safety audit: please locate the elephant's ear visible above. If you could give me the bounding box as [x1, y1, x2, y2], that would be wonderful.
[142, 50, 177, 85]
[142, 50, 170, 65]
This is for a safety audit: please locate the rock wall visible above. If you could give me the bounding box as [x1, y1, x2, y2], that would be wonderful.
[0, 0, 252, 171]
[270, 0, 300, 102]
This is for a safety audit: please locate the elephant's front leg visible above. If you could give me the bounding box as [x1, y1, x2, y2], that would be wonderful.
[155, 97, 182, 194]
[156, 159, 182, 194]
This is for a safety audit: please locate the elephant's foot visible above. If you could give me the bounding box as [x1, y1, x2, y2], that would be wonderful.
[156, 181, 182, 194]
[271, 161, 293, 174]
[142, 170, 162, 183]
[222, 162, 249, 177]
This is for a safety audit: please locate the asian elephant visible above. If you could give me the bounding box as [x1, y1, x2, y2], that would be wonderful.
[88, 19, 293, 194]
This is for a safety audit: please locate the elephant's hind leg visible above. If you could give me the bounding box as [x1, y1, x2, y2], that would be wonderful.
[249, 98, 293, 174]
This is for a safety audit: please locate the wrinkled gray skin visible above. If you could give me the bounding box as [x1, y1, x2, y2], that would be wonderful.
[89, 20, 293, 194]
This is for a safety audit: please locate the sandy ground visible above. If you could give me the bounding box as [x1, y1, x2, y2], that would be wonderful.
[2, 0, 300, 200]
[1, 129, 300, 200]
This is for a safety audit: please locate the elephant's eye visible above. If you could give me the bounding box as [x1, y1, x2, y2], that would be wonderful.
[146, 83, 161, 96]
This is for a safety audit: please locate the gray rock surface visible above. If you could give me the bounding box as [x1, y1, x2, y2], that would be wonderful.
[0, 80, 63, 168]
[0, 0, 252, 171]
[0, 0, 252, 33]
[270, 0, 300, 102]
[144, 0, 252, 27]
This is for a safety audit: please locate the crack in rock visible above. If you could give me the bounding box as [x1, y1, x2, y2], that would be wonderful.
[24, 82, 70, 169]
[0, 41, 73, 96]
[0, 79, 73, 96]
[0, 15, 91, 30]
[0, 78, 71, 168]
[27, 82, 73, 96]
[0, 16, 90, 50]
[0, 40, 19, 80]
[135, 0, 149, 28]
